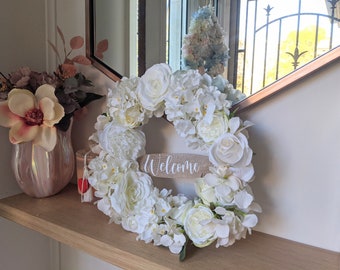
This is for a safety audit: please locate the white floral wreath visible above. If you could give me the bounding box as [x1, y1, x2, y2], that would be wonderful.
[88, 63, 261, 260]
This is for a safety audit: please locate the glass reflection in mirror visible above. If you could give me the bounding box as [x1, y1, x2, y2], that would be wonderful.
[87, 0, 340, 104]
[167, 0, 340, 97]
[89, 0, 139, 79]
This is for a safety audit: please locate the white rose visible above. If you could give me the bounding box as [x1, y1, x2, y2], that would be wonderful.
[209, 132, 252, 167]
[137, 63, 172, 114]
[110, 170, 155, 216]
[197, 114, 227, 143]
[98, 122, 146, 160]
[183, 205, 217, 247]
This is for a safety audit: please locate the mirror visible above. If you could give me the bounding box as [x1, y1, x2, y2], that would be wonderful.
[86, 0, 340, 109]
[86, 0, 144, 80]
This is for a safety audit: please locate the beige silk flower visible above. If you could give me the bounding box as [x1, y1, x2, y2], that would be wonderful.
[0, 84, 65, 151]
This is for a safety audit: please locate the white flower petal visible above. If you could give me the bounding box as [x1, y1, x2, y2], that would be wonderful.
[242, 214, 258, 228]
[234, 190, 253, 209]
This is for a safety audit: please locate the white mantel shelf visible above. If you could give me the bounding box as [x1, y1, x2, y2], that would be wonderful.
[0, 184, 339, 270]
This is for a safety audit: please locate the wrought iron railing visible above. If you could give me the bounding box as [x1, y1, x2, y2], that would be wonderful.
[236, 0, 340, 95]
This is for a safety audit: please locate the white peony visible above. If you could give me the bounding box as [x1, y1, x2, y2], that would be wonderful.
[137, 63, 172, 115]
[98, 122, 146, 160]
[184, 205, 217, 247]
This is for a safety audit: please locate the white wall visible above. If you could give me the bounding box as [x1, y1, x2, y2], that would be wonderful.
[240, 60, 340, 252]
[0, 218, 52, 270]
[0, 0, 47, 198]
[1, 0, 340, 269]
[0, 1, 53, 270]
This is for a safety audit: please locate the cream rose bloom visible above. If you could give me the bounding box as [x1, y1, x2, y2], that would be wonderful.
[136, 63, 172, 116]
[183, 205, 217, 247]
[0, 84, 64, 151]
[209, 132, 253, 167]
[197, 114, 227, 143]
[110, 170, 154, 218]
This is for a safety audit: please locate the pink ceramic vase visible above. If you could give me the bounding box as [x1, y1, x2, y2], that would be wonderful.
[11, 122, 74, 198]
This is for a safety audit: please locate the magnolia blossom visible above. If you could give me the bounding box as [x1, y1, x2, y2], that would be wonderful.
[0, 84, 64, 151]
[137, 63, 172, 116]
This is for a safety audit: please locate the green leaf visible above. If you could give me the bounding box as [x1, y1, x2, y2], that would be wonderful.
[179, 242, 187, 262]
[78, 92, 102, 108]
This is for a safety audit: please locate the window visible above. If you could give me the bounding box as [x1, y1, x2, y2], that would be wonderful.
[166, 0, 340, 96]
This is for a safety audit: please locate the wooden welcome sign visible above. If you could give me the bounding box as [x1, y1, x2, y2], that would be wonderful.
[138, 153, 211, 178]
